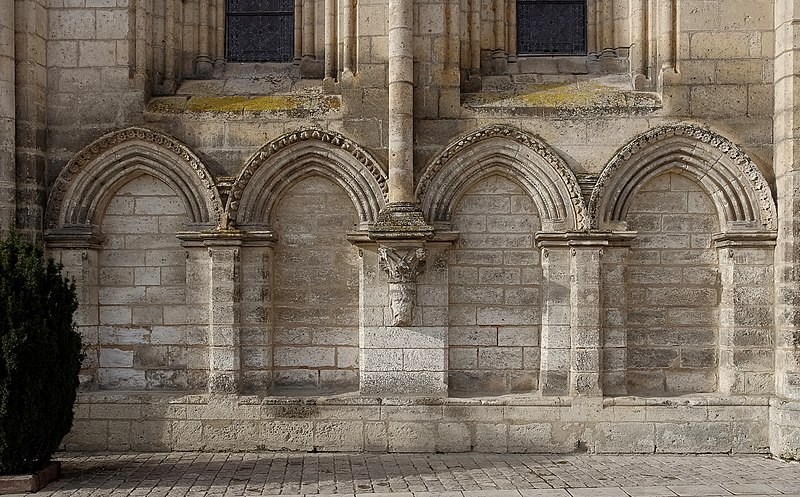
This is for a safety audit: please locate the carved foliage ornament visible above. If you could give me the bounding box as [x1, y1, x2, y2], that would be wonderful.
[378, 246, 427, 326]
[46, 127, 222, 229]
[226, 127, 389, 227]
[416, 124, 587, 230]
[588, 123, 777, 231]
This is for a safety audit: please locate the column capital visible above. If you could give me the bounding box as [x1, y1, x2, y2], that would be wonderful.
[177, 229, 277, 248]
[535, 231, 637, 249]
[712, 231, 777, 249]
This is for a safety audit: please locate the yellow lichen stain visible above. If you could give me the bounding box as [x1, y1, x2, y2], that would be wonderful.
[146, 97, 188, 113]
[243, 95, 301, 111]
[518, 83, 607, 107]
[322, 96, 341, 111]
[160, 94, 342, 114]
[186, 96, 250, 112]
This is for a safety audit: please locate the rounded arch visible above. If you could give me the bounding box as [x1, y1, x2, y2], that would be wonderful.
[589, 124, 777, 232]
[226, 128, 388, 230]
[416, 125, 586, 231]
[46, 127, 223, 230]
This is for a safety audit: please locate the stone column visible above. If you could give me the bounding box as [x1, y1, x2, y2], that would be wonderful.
[537, 238, 571, 395]
[714, 234, 776, 396]
[324, 0, 336, 81]
[205, 239, 243, 393]
[0, 0, 14, 232]
[341, 0, 355, 77]
[214, 0, 225, 71]
[196, 0, 213, 76]
[773, 0, 800, 459]
[293, 0, 303, 64]
[387, 0, 414, 205]
[300, 0, 319, 76]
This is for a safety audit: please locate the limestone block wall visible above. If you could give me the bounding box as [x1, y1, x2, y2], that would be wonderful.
[95, 175, 206, 391]
[46, 0, 145, 175]
[269, 176, 360, 392]
[448, 175, 541, 394]
[63, 394, 771, 454]
[5, 0, 797, 457]
[624, 173, 720, 395]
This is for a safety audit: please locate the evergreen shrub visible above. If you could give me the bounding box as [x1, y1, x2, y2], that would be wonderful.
[0, 232, 82, 474]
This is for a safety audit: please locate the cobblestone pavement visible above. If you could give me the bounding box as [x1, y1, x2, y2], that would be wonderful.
[23, 452, 800, 497]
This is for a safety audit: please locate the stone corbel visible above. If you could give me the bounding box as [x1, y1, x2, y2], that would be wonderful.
[378, 246, 427, 326]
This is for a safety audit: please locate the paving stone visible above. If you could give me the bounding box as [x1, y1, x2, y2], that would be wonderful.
[720, 483, 781, 495]
[621, 486, 678, 496]
[28, 453, 800, 497]
[569, 489, 629, 497]
[667, 484, 733, 496]
[519, 491, 573, 497]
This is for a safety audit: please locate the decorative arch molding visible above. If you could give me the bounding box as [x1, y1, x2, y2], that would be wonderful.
[45, 127, 223, 232]
[416, 125, 586, 231]
[588, 124, 777, 232]
[226, 128, 388, 229]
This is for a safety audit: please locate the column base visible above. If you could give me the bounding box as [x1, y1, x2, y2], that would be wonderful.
[770, 399, 800, 460]
[369, 202, 434, 241]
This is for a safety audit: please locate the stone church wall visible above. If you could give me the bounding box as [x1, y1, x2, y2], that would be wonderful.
[1, 0, 799, 457]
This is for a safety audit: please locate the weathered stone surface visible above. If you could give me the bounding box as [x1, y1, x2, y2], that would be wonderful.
[3, 0, 789, 457]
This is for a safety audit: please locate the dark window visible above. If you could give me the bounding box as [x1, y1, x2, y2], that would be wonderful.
[517, 0, 587, 55]
[226, 0, 294, 62]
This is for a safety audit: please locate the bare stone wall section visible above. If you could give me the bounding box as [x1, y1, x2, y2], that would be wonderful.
[63, 393, 771, 454]
[448, 175, 541, 394]
[271, 176, 360, 393]
[624, 172, 720, 396]
[97, 174, 207, 390]
[46, 0, 144, 176]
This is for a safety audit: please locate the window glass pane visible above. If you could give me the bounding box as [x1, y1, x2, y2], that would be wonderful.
[517, 0, 587, 55]
[227, 0, 294, 62]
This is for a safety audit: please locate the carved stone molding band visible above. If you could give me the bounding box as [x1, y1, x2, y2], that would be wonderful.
[378, 246, 427, 326]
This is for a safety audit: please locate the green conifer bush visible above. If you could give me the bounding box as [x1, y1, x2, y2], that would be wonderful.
[0, 232, 82, 474]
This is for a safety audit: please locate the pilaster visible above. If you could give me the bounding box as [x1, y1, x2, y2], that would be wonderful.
[354, 236, 452, 396]
[537, 237, 571, 396]
[714, 233, 777, 396]
[0, 0, 14, 232]
[179, 231, 244, 394]
[569, 244, 603, 396]
[14, 0, 47, 239]
[773, 0, 800, 458]
[45, 227, 104, 390]
[537, 232, 634, 397]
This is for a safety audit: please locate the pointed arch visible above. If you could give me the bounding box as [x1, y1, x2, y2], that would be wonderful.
[46, 127, 223, 230]
[589, 124, 777, 232]
[226, 128, 388, 230]
[416, 125, 586, 231]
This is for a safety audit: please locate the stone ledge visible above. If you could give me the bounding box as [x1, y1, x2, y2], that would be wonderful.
[0, 461, 60, 494]
[461, 80, 661, 116]
[145, 94, 341, 117]
[76, 391, 771, 408]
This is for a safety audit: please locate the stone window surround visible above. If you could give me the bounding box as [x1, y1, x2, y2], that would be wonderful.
[467, 0, 677, 90]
